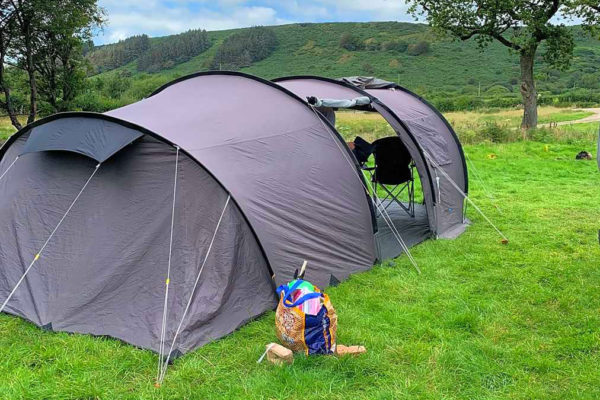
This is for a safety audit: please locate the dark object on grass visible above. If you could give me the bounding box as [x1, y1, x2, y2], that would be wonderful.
[576, 151, 593, 160]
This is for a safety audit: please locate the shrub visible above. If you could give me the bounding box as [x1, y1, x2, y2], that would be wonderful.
[339, 33, 363, 51]
[381, 40, 408, 52]
[481, 121, 511, 143]
[362, 62, 375, 74]
[407, 41, 430, 56]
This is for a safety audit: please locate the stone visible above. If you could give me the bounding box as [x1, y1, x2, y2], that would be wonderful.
[336, 345, 367, 356]
[266, 343, 293, 365]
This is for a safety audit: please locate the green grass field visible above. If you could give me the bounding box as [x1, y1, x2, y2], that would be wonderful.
[0, 111, 599, 399]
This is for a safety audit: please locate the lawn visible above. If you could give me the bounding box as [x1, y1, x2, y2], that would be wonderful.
[1, 111, 600, 399]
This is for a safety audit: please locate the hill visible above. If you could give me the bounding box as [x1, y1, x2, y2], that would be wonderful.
[82, 22, 600, 112]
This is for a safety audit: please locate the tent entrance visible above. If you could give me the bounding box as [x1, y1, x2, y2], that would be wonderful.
[374, 200, 429, 260]
[347, 130, 431, 261]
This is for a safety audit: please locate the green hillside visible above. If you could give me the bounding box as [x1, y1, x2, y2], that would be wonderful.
[84, 22, 600, 112]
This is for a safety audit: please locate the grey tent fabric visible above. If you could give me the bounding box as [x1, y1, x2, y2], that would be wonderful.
[274, 75, 468, 240]
[0, 72, 379, 356]
[0, 127, 276, 354]
[339, 76, 397, 90]
[108, 73, 376, 288]
[21, 116, 143, 162]
[0, 71, 468, 357]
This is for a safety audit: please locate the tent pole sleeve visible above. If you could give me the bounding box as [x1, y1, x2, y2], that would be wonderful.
[0, 162, 101, 314]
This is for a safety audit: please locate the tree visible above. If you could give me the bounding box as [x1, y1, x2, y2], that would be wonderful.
[0, 0, 104, 129]
[407, 0, 600, 129]
[0, 1, 22, 129]
[34, 0, 105, 112]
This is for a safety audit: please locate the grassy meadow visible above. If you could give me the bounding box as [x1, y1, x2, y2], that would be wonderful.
[0, 108, 599, 399]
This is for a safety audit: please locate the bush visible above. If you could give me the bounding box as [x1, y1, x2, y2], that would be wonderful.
[381, 40, 408, 52]
[339, 33, 363, 51]
[362, 62, 375, 74]
[407, 41, 430, 56]
[481, 121, 511, 143]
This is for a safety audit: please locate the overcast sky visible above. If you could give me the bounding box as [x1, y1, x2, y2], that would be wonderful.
[95, 0, 416, 44]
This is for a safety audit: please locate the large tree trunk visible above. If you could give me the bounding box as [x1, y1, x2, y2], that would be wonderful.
[519, 49, 538, 131]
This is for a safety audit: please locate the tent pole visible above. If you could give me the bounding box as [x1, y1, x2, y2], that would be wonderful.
[0, 162, 101, 314]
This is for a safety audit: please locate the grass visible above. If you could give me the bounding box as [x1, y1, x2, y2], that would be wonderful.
[1, 111, 600, 399]
[0, 117, 19, 143]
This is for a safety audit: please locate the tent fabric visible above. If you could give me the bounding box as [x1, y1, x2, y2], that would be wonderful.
[21, 116, 143, 162]
[108, 73, 377, 288]
[0, 71, 468, 356]
[339, 76, 397, 90]
[0, 128, 276, 354]
[274, 75, 468, 239]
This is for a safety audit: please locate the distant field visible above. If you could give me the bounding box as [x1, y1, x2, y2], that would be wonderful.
[336, 107, 599, 145]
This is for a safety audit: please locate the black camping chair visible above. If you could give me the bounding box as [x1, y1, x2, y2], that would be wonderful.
[371, 136, 415, 217]
[351, 136, 374, 167]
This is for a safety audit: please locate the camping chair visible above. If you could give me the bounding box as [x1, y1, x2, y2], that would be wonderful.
[371, 136, 415, 217]
[350, 136, 374, 167]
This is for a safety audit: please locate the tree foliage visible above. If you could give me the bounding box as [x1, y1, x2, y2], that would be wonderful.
[86, 35, 150, 73]
[407, 0, 600, 128]
[0, 0, 105, 128]
[137, 29, 211, 73]
[211, 26, 278, 70]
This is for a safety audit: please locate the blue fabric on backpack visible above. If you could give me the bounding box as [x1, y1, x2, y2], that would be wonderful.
[277, 280, 323, 308]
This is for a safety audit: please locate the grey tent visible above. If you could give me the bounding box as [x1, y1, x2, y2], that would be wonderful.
[0, 72, 467, 358]
[274, 75, 469, 257]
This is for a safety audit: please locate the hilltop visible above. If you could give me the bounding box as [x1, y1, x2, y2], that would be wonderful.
[84, 22, 600, 112]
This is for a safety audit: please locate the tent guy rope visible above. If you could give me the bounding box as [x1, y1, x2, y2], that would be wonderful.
[0, 156, 19, 183]
[157, 146, 180, 383]
[422, 150, 509, 243]
[158, 195, 231, 383]
[0, 162, 101, 314]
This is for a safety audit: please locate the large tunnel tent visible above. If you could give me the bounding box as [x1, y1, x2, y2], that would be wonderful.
[274, 76, 469, 259]
[0, 72, 469, 363]
[0, 72, 378, 359]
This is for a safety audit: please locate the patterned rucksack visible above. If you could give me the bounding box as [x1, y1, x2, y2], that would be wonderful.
[275, 279, 337, 355]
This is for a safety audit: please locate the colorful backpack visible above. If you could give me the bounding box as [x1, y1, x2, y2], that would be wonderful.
[275, 279, 337, 355]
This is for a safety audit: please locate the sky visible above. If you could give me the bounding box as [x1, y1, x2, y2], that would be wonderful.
[94, 0, 416, 44]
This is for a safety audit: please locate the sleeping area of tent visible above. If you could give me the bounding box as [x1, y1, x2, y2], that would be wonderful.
[0, 71, 469, 364]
